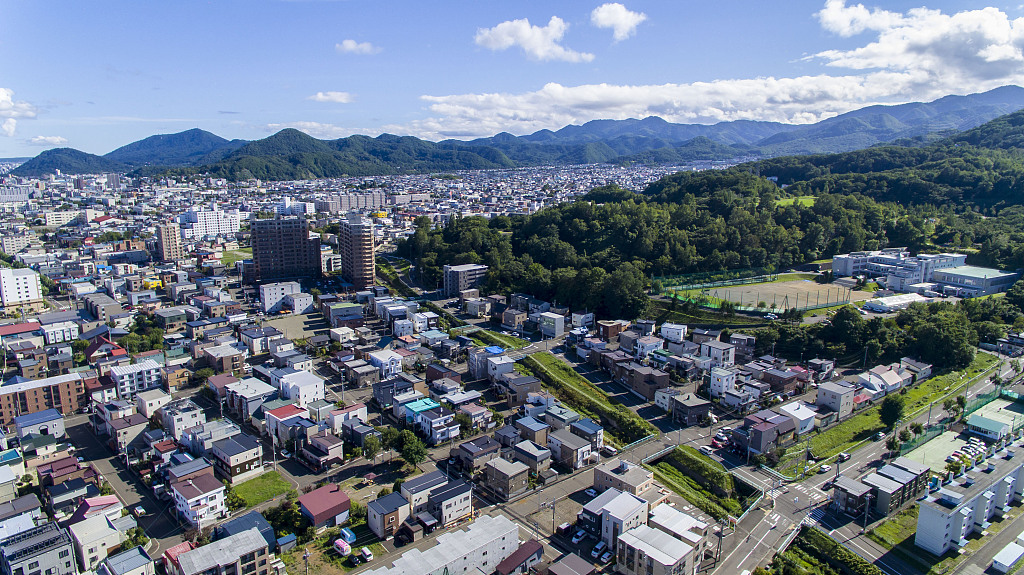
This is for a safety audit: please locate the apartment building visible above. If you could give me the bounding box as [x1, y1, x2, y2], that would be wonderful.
[177, 207, 243, 240]
[259, 282, 300, 314]
[578, 488, 649, 548]
[443, 264, 489, 298]
[176, 527, 283, 575]
[338, 214, 375, 291]
[110, 360, 162, 400]
[594, 459, 654, 496]
[0, 268, 43, 312]
[171, 474, 226, 529]
[0, 372, 89, 425]
[362, 514, 520, 575]
[160, 398, 207, 440]
[156, 223, 184, 262]
[0, 522, 76, 575]
[251, 217, 321, 283]
[209, 434, 264, 485]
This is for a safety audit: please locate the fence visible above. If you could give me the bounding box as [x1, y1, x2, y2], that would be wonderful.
[900, 387, 1024, 454]
[657, 267, 778, 291]
[668, 288, 851, 314]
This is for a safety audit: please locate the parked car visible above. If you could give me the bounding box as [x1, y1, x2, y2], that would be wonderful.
[819, 464, 832, 474]
[360, 547, 373, 562]
[584, 488, 598, 498]
[710, 439, 725, 449]
[133, 506, 146, 517]
[349, 555, 360, 567]
[699, 445, 714, 456]
[572, 530, 586, 544]
[600, 551, 614, 564]
[838, 452, 851, 462]
[714, 432, 728, 442]
[591, 541, 607, 559]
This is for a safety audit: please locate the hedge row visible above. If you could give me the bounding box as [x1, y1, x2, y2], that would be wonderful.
[651, 462, 739, 520]
[788, 526, 885, 575]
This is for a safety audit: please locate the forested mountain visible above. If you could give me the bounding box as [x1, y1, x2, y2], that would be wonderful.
[13, 86, 1024, 178]
[13, 148, 125, 176]
[104, 128, 247, 167]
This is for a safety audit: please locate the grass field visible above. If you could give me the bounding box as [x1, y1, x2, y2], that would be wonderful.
[280, 524, 385, 575]
[651, 463, 740, 520]
[220, 248, 252, 266]
[520, 352, 656, 445]
[783, 526, 885, 575]
[233, 471, 294, 507]
[776, 195, 816, 207]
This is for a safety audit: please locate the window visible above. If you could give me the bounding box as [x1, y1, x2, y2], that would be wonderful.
[59, 551, 68, 559]
[28, 563, 38, 570]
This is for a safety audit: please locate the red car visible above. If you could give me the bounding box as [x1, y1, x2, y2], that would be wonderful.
[710, 438, 725, 448]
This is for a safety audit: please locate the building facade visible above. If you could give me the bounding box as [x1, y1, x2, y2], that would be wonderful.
[338, 214, 375, 291]
[251, 217, 321, 283]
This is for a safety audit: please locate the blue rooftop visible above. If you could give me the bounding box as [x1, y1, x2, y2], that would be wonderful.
[485, 346, 505, 354]
[13, 409, 62, 427]
[516, 416, 548, 432]
[571, 418, 603, 435]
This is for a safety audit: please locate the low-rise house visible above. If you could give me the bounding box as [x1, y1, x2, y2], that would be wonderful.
[671, 393, 711, 427]
[69, 513, 134, 572]
[648, 504, 709, 568]
[225, 378, 277, 422]
[171, 473, 226, 529]
[617, 524, 697, 575]
[209, 434, 263, 485]
[569, 419, 604, 451]
[498, 374, 542, 407]
[548, 428, 593, 470]
[456, 436, 500, 473]
[135, 389, 171, 419]
[594, 459, 654, 496]
[367, 492, 410, 540]
[300, 430, 345, 471]
[578, 487, 649, 547]
[427, 479, 473, 528]
[544, 404, 580, 430]
[816, 381, 856, 419]
[181, 420, 241, 456]
[13, 409, 66, 440]
[298, 484, 350, 530]
[513, 440, 551, 472]
[175, 527, 283, 575]
[160, 398, 207, 440]
[514, 416, 550, 445]
[496, 539, 544, 575]
[401, 470, 449, 515]
[485, 458, 529, 501]
[416, 407, 460, 446]
[98, 545, 155, 575]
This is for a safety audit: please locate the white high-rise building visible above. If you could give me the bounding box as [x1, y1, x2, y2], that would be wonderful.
[0, 268, 43, 311]
[177, 207, 242, 239]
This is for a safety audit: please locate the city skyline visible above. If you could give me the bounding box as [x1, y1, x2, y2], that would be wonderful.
[3, 0, 1024, 156]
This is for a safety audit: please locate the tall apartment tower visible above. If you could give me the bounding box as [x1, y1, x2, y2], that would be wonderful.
[156, 223, 184, 262]
[251, 216, 321, 283]
[339, 213, 376, 290]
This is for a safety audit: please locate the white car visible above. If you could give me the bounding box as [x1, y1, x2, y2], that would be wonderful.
[699, 446, 714, 456]
[572, 530, 586, 544]
[819, 464, 832, 474]
[584, 488, 598, 498]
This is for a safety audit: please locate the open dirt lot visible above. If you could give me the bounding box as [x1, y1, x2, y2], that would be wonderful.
[707, 280, 873, 310]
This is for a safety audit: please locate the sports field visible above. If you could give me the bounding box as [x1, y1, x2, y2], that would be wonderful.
[703, 279, 872, 311]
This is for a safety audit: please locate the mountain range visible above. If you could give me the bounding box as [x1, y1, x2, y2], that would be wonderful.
[12, 85, 1024, 179]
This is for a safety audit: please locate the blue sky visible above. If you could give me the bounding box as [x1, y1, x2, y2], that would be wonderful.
[2, 0, 1023, 156]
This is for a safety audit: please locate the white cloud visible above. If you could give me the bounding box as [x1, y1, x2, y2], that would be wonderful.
[308, 91, 353, 104]
[335, 39, 381, 55]
[389, 2, 1024, 140]
[591, 3, 647, 41]
[475, 16, 594, 63]
[0, 89, 36, 136]
[265, 121, 364, 139]
[27, 135, 68, 146]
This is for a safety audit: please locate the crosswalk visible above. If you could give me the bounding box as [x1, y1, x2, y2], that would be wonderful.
[806, 507, 828, 525]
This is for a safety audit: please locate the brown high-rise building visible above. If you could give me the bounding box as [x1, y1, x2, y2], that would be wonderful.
[251, 216, 321, 283]
[339, 214, 375, 290]
[156, 222, 184, 262]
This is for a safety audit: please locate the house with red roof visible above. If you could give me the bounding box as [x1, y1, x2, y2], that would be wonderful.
[297, 484, 350, 530]
[265, 404, 307, 445]
[84, 337, 127, 363]
[162, 540, 195, 575]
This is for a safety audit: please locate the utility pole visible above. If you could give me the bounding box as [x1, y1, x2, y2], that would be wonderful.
[862, 493, 872, 534]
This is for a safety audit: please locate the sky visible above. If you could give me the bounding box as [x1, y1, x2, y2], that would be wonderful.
[4, 0, 1024, 157]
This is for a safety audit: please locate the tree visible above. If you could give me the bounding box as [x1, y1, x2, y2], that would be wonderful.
[363, 435, 381, 461]
[885, 435, 900, 454]
[225, 484, 246, 512]
[378, 487, 391, 497]
[945, 460, 962, 476]
[393, 479, 404, 493]
[454, 413, 474, 436]
[350, 501, 367, 521]
[956, 395, 967, 418]
[899, 428, 912, 443]
[377, 426, 399, 451]
[910, 422, 924, 436]
[1012, 359, 1022, 374]
[125, 526, 149, 548]
[879, 395, 905, 429]
[192, 368, 215, 386]
[309, 288, 321, 298]
[943, 397, 956, 419]
[400, 436, 427, 467]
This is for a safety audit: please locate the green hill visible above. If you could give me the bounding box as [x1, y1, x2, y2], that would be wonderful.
[12, 148, 125, 177]
[105, 128, 246, 167]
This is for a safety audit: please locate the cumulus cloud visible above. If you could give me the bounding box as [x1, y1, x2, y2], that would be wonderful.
[0, 89, 36, 136]
[27, 135, 68, 146]
[475, 16, 594, 63]
[591, 3, 647, 41]
[389, 2, 1024, 140]
[265, 121, 359, 139]
[335, 39, 380, 55]
[308, 91, 353, 104]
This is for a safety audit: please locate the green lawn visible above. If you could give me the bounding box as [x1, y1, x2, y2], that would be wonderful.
[644, 298, 771, 327]
[221, 248, 252, 266]
[233, 471, 294, 507]
[775, 195, 816, 207]
[469, 329, 530, 350]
